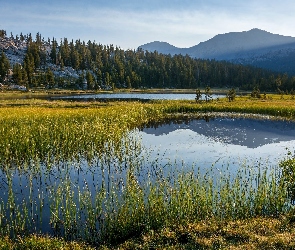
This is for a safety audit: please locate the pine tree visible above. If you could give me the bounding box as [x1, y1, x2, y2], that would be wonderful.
[50, 38, 57, 64]
[20, 33, 25, 41]
[86, 71, 94, 89]
[0, 51, 10, 83]
[104, 72, 111, 89]
[0, 30, 6, 38]
[12, 64, 22, 84]
[126, 76, 131, 89]
[21, 68, 28, 86]
[27, 33, 32, 43]
[23, 53, 35, 88]
[45, 68, 55, 88]
[94, 69, 102, 89]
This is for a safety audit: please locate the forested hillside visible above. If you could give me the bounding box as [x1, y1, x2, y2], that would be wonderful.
[1, 30, 295, 92]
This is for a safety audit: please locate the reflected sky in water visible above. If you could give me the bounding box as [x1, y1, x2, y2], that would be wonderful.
[53, 93, 223, 101]
[138, 117, 295, 171]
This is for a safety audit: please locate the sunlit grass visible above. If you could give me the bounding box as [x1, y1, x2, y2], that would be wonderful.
[114, 217, 295, 249]
[1, 216, 295, 249]
[0, 235, 95, 249]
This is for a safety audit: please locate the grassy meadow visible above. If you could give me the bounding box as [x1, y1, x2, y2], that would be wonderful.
[1, 94, 295, 249]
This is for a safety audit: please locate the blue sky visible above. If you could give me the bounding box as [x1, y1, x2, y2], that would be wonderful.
[1, 0, 295, 49]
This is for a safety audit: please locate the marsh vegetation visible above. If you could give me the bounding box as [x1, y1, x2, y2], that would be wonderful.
[1, 95, 295, 248]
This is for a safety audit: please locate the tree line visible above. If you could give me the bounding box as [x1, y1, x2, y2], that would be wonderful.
[1, 30, 295, 92]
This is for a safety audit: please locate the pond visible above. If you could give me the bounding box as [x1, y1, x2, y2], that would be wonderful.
[0, 92, 224, 101]
[1, 114, 295, 239]
[137, 115, 295, 176]
[51, 93, 224, 101]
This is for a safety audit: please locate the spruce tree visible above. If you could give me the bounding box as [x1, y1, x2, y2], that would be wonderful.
[0, 30, 6, 38]
[50, 39, 57, 64]
[86, 71, 94, 89]
[23, 53, 35, 88]
[12, 64, 22, 84]
[45, 68, 55, 88]
[0, 51, 10, 83]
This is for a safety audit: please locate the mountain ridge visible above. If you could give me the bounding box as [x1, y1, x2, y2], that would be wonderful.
[138, 29, 295, 75]
[139, 41, 182, 55]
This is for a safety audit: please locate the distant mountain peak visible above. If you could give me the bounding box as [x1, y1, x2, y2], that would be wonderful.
[138, 29, 295, 75]
[139, 41, 180, 54]
[205, 28, 294, 44]
[249, 28, 267, 32]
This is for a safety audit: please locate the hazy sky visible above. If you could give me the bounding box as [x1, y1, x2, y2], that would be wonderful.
[1, 0, 295, 49]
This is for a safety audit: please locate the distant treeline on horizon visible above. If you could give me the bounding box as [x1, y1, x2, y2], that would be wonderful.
[0, 30, 294, 92]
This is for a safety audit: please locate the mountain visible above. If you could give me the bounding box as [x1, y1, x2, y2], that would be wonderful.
[139, 29, 295, 75]
[139, 41, 182, 55]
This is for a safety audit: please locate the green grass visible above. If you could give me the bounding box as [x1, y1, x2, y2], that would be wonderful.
[1, 96, 295, 248]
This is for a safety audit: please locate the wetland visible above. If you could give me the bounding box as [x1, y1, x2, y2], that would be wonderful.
[1, 97, 295, 247]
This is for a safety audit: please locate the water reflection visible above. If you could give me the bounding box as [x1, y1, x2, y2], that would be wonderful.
[52, 93, 224, 101]
[142, 116, 295, 148]
[138, 116, 295, 173]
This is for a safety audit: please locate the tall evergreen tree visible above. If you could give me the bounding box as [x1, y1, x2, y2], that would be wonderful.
[12, 64, 22, 84]
[23, 53, 35, 88]
[50, 38, 57, 64]
[0, 51, 10, 82]
[0, 30, 6, 38]
[20, 32, 25, 41]
[86, 71, 94, 89]
[45, 68, 55, 88]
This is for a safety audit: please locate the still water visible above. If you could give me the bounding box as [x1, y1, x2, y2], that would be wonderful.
[138, 115, 295, 174]
[1, 114, 295, 235]
[52, 93, 224, 101]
